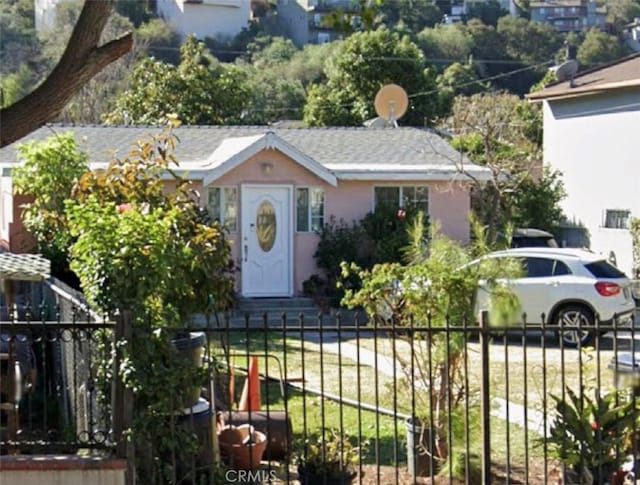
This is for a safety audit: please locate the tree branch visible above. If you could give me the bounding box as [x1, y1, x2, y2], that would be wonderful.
[0, 0, 133, 148]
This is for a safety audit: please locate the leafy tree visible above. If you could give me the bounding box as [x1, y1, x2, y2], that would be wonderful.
[497, 16, 563, 67]
[105, 36, 250, 125]
[442, 92, 554, 242]
[0, 64, 33, 107]
[321, 0, 383, 35]
[0, 0, 40, 77]
[437, 61, 488, 97]
[285, 42, 342, 87]
[577, 28, 625, 68]
[415, 24, 473, 66]
[342, 218, 521, 462]
[114, 0, 154, 27]
[466, 0, 508, 26]
[460, 19, 514, 87]
[511, 167, 567, 233]
[379, 0, 443, 31]
[304, 27, 445, 126]
[607, 0, 640, 30]
[12, 132, 89, 281]
[242, 69, 306, 123]
[249, 36, 298, 65]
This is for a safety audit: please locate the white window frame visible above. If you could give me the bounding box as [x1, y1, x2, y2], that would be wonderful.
[296, 187, 325, 233]
[206, 186, 238, 232]
[373, 185, 429, 213]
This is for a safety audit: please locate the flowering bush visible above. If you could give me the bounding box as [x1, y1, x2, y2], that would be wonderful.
[65, 125, 233, 482]
[66, 126, 233, 320]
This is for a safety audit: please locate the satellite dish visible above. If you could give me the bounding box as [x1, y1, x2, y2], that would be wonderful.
[374, 84, 408, 127]
[554, 59, 579, 83]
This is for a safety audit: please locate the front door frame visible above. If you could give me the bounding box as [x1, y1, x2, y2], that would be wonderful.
[240, 184, 294, 297]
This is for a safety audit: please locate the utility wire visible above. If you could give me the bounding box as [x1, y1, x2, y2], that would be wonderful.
[242, 58, 554, 114]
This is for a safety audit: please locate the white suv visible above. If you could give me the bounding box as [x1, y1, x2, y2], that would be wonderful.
[477, 248, 636, 346]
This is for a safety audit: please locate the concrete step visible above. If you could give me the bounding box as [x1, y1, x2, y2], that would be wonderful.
[234, 297, 317, 311]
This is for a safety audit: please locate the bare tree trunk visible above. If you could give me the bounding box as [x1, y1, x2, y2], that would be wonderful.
[434, 361, 449, 461]
[0, 0, 132, 148]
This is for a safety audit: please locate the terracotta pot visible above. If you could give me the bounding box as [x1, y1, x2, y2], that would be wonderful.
[218, 424, 267, 470]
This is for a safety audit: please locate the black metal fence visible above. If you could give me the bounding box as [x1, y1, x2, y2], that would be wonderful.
[2, 299, 639, 485]
[0, 297, 114, 454]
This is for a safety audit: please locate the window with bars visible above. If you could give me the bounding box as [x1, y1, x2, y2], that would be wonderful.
[296, 187, 324, 232]
[206, 187, 237, 231]
[604, 209, 631, 229]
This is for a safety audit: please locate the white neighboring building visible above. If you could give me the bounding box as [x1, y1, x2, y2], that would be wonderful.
[528, 53, 640, 277]
[35, 0, 251, 41]
[156, 0, 251, 40]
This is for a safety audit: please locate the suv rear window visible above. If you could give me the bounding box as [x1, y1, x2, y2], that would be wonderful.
[584, 260, 627, 279]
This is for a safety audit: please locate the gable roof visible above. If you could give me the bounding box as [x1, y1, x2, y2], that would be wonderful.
[528, 52, 640, 102]
[201, 132, 337, 186]
[0, 125, 490, 182]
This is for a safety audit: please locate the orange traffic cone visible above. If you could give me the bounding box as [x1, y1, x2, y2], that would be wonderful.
[238, 356, 261, 411]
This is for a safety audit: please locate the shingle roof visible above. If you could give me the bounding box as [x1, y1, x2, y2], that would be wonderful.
[0, 124, 487, 181]
[528, 52, 640, 102]
[0, 253, 50, 281]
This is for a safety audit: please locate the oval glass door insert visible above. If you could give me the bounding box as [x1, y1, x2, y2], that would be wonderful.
[256, 201, 276, 252]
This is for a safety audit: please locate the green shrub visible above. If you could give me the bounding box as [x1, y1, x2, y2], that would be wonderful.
[306, 207, 428, 303]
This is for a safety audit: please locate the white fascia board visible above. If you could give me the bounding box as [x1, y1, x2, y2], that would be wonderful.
[329, 164, 492, 182]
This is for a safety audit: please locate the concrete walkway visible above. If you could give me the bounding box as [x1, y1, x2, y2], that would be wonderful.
[302, 331, 551, 436]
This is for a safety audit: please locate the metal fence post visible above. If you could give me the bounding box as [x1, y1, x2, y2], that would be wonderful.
[480, 310, 491, 485]
[113, 310, 136, 485]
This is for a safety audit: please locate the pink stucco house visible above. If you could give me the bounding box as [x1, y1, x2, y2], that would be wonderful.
[0, 125, 491, 297]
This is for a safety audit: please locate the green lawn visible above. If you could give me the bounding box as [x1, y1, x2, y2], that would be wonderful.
[211, 329, 555, 478]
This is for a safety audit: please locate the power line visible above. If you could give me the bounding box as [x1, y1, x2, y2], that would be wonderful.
[408, 59, 554, 100]
[243, 59, 553, 114]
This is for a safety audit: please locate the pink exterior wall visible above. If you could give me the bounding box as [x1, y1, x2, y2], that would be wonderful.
[207, 149, 472, 295]
[4, 147, 471, 296]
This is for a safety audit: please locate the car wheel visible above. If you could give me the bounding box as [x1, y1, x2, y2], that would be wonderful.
[555, 305, 595, 347]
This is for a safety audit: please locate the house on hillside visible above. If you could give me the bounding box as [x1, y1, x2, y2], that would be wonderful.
[155, 0, 251, 41]
[528, 53, 640, 277]
[530, 0, 606, 32]
[0, 126, 490, 297]
[35, 0, 251, 41]
[276, 0, 356, 47]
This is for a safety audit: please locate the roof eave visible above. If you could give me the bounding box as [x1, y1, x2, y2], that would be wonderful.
[528, 77, 640, 103]
[334, 169, 492, 182]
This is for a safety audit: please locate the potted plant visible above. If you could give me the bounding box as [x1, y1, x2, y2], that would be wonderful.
[546, 385, 636, 485]
[296, 430, 365, 485]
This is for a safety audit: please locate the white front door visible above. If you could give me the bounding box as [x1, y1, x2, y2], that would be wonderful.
[241, 185, 293, 297]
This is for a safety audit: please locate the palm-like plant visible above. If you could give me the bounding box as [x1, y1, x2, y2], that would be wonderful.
[547, 386, 636, 484]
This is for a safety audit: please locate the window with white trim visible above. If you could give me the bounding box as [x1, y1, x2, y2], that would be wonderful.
[296, 187, 324, 232]
[207, 187, 237, 231]
[604, 209, 631, 229]
[374, 186, 429, 213]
